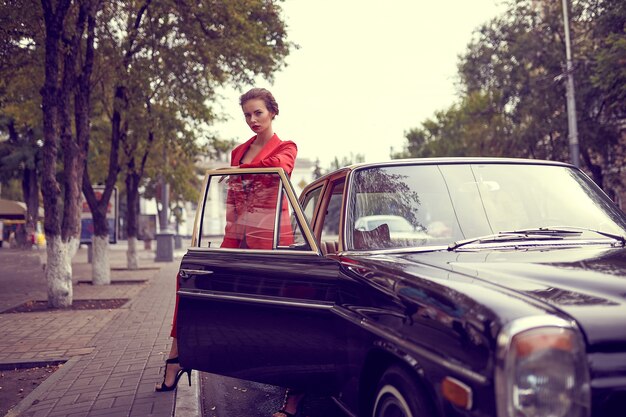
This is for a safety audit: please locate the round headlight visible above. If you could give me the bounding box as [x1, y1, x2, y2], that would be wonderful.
[496, 317, 590, 417]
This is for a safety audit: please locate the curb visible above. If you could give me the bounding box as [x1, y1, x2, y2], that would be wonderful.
[3, 356, 81, 417]
[0, 359, 68, 370]
[173, 370, 202, 417]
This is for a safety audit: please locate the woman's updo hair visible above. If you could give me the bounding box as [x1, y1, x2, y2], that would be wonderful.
[239, 88, 279, 118]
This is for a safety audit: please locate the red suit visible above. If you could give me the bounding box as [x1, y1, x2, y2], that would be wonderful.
[234, 133, 297, 172]
[221, 134, 297, 249]
[171, 134, 297, 338]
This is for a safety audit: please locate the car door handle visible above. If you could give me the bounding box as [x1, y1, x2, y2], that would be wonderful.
[179, 269, 214, 279]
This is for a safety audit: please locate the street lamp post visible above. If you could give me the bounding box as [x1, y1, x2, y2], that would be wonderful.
[562, 0, 580, 167]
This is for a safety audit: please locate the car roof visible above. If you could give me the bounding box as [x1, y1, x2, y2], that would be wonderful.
[303, 157, 574, 192]
[345, 157, 573, 170]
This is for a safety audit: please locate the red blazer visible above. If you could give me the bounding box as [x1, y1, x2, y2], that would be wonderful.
[231, 134, 297, 173]
[221, 134, 298, 249]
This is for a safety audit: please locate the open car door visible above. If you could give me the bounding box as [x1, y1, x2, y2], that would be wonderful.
[177, 167, 343, 392]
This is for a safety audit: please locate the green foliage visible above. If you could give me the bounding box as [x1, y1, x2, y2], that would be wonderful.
[206, 136, 237, 162]
[1, 0, 293, 221]
[590, 0, 626, 120]
[329, 153, 365, 171]
[0, 178, 23, 200]
[395, 91, 511, 159]
[0, 0, 44, 194]
[92, 0, 294, 230]
[591, 33, 626, 116]
[399, 0, 625, 190]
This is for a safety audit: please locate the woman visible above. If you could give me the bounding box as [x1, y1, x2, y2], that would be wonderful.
[156, 89, 301, 416]
[220, 89, 297, 250]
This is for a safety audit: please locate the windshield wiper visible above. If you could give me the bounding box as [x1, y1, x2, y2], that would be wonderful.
[448, 226, 626, 251]
[502, 226, 626, 245]
[448, 232, 565, 251]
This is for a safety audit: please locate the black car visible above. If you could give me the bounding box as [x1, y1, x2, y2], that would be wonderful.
[177, 158, 626, 417]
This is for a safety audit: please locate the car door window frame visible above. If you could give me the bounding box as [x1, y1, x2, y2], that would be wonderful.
[316, 174, 348, 253]
[301, 185, 324, 227]
[191, 167, 320, 254]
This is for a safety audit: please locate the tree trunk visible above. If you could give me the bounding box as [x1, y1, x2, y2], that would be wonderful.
[45, 235, 74, 308]
[40, 0, 71, 308]
[125, 169, 140, 269]
[82, 183, 113, 281]
[92, 234, 110, 284]
[127, 236, 138, 270]
[124, 112, 155, 269]
[80, 4, 115, 283]
[84, 182, 111, 285]
[115, 4, 152, 270]
[83, 84, 124, 278]
[40, 0, 96, 307]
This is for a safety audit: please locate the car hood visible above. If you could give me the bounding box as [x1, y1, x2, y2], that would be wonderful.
[398, 245, 626, 350]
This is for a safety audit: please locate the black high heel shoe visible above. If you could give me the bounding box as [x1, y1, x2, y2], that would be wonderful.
[155, 357, 192, 392]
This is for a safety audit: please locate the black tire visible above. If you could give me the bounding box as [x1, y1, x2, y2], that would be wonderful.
[372, 366, 435, 417]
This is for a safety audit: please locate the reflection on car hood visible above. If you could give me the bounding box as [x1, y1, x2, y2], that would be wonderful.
[399, 246, 626, 350]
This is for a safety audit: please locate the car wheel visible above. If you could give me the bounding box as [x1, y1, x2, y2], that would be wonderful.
[372, 366, 434, 417]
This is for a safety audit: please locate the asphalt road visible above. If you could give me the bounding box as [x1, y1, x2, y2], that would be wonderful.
[199, 372, 348, 417]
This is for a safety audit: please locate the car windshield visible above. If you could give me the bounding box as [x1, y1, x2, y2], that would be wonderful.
[346, 163, 626, 250]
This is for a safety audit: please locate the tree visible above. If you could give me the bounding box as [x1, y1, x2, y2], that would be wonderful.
[0, 118, 42, 242]
[81, 0, 150, 280]
[395, 92, 511, 159]
[39, 0, 98, 307]
[2, 0, 293, 300]
[329, 153, 365, 171]
[0, 0, 44, 241]
[399, 0, 624, 195]
[86, 0, 294, 271]
[459, 1, 574, 160]
[588, 0, 626, 196]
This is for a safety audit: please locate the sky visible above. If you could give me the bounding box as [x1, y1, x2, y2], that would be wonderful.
[210, 0, 506, 168]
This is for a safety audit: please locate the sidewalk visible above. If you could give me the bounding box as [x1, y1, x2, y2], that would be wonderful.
[0, 242, 188, 417]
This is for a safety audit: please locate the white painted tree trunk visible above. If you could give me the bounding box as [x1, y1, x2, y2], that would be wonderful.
[68, 238, 80, 259]
[46, 235, 74, 308]
[127, 236, 138, 270]
[92, 235, 110, 285]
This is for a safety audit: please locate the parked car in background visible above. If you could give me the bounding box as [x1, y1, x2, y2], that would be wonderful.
[355, 215, 416, 233]
[355, 214, 434, 241]
[177, 158, 626, 417]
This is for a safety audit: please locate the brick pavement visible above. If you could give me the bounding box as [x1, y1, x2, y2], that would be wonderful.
[0, 243, 185, 417]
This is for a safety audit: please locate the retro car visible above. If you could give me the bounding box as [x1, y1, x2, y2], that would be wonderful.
[176, 158, 626, 417]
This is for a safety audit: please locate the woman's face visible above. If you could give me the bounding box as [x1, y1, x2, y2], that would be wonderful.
[242, 98, 275, 135]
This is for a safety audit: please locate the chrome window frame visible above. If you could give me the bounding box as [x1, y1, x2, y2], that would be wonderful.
[191, 167, 319, 254]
